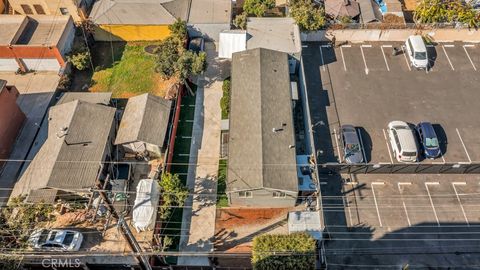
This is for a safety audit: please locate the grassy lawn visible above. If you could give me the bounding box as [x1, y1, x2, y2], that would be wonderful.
[217, 159, 229, 207]
[90, 43, 174, 98]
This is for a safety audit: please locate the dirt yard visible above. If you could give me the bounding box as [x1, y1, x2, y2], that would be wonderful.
[214, 208, 292, 253]
[403, 0, 417, 10]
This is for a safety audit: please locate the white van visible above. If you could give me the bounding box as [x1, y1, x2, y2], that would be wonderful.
[387, 121, 418, 163]
[405, 35, 428, 69]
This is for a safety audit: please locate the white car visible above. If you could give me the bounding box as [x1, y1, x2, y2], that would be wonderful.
[405, 35, 428, 69]
[28, 229, 83, 251]
[387, 121, 418, 163]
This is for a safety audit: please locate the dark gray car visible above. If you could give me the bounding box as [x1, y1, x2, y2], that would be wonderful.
[341, 125, 364, 163]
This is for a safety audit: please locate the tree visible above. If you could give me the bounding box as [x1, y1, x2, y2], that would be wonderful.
[158, 173, 188, 219]
[252, 233, 316, 270]
[414, 0, 479, 28]
[169, 18, 188, 39]
[289, 0, 326, 31]
[243, 0, 275, 17]
[155, 19, 207, 95]
[155, 37, 182, 78]
[234, 12, 248, 29]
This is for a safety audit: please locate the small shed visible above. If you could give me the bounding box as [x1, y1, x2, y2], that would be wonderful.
[288, 211, 323, 240]
[115, 94, 172, 159]
[219, 30, 247, 59]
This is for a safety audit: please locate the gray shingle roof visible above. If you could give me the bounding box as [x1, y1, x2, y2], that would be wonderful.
[115, 94, 172, 146]
[227, 48, 298, 193]
[90, 0, 191, 25]
[57, 92, 112, 106]
[11, 100, 116, 198]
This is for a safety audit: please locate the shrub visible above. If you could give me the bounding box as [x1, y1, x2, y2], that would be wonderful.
[220, 78, 230, 119]
[67, 50, 90, 71]
[158, 173, 188, 219]
[414, 0, 479, 28]
[234, 12, 248, 29]
[252, 233, 316, 270]
[244, 0, 275, 17]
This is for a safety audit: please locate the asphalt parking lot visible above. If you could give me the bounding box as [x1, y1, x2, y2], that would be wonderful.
[321, 174, 480, 269]
[302, 42, 480, 165]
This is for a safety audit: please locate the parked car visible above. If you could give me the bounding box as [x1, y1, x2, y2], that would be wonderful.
[188, 37, 205, 53]
[341, 125, 364, 163]
[387, 121, 418, 163]
[416, 122, 441, 159]
[109, 163, 132, 215]
[28, 229, 83, 251]
[405, 35, 428, 69]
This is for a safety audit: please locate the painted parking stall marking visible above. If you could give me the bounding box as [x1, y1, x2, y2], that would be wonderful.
[340, 44, 351, 71]
[442, 44, 455, 70]
[360, 44, 372, 75]
[451, 182, 469, 225]
[463, 44, 477, 71]
[371, 181, 385, 227]
[319, 44, 331, 72]
[456, 128, 472, 163]
[397, 182, 412, 226]
[380, 45, 391, 71]
[425, 182, 440, 226]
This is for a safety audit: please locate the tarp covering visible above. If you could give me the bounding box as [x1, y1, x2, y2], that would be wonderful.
[133, 179, 160, 232]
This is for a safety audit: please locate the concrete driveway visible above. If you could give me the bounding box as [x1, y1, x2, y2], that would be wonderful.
[0, 72, 58, 205]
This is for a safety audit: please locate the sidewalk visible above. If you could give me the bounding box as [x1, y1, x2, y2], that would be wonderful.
[177, 42, 230, 266]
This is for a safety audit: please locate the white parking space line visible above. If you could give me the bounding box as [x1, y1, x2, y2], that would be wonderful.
[360, 46, 369, 75]
[456, 128, 472, 163]
[371, 182, 385, 227]
[333, 128, 342, 162]
[401, 45, 412, 71]
[357, 128, 367, 164]
[319, 46, 326, 72]
[397, 182, 412, 227]
[425, 182, 440, 226]
[340, 46, 347, 71]
[463, 45, 477, 71]
[342, 184, 354, 227]
[380, 46, 390, 71]
[320, 182, 328, 185]
[452, 182, 469, 226]
[442, 45, 455, 70]
[441, 154, 446, 164]
[382, 129, 394, 164]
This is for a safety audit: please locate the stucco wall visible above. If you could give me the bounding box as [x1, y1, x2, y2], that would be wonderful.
[0, 85, 26, 167]
[188, 24, 231, 42]
[228, 189, 297, 207]
[94, 25, 171, 41]
[0, 45, 65, 68]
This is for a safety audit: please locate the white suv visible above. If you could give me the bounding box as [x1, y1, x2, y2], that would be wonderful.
[405, 35, 428, 69]
[388, 121, 418, 163]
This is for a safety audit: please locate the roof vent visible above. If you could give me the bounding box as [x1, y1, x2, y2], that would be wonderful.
[56, 126, 69, 138]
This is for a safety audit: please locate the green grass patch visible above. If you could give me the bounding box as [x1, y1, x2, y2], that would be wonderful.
[90, 44, 163, 98]
[217, 159, 229, 207]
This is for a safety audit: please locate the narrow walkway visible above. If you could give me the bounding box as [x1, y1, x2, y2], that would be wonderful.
[178, 42, 230, 266]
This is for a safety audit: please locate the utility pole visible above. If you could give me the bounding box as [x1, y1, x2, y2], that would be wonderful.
[96, 182, 152, 270]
